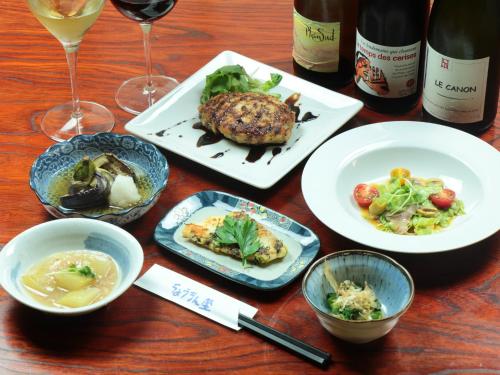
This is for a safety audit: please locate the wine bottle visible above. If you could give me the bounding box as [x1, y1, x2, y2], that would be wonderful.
[293, 0, 358, 88]
[354, 0, 428, 113]
[422, 0, 500, 133]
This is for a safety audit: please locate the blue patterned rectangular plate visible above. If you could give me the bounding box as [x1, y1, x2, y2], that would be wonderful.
[154, 191, 320, 290]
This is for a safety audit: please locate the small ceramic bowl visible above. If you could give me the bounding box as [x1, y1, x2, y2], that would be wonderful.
[0, 218, 144, 316]
[302, 250, 414, 344]
[30, 132, 169, 226]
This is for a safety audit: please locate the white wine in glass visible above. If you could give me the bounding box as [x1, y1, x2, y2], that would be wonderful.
[27, 0, 114, 141]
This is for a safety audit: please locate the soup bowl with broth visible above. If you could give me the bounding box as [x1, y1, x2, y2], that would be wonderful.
[29, 132, 169, 226]
[0, 218, 143, 315]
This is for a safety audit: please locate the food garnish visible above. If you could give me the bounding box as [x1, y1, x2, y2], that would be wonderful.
[67, 264, 96, 279]
[214, 215, 261, 267]
[429, 188, 456, 209]
[323, 262, 382, 321]
[200, 65, 282, 104]
[353, 168, 465, 235]
[353, 183, 379, 208]
[182, 211, 287, 266]
[327, 280, 383, 321]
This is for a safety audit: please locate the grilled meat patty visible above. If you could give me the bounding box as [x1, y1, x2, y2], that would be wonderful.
[182, 211, 287, 265]
[198, 92, 295, 145]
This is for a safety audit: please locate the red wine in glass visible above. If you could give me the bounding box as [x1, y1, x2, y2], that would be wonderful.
[110, 0, 176, 23]
[110, 0, 179, 114]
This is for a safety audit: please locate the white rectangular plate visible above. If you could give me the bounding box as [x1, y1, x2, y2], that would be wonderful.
[125, 51, 363, 189]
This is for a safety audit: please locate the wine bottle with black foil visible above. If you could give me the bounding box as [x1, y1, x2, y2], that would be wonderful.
[293, 0, 358, 88]
[354, 0, 428, 113]
[422, 0, 499, 133]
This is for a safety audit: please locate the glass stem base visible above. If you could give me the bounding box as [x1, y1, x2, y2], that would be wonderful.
[115, 75, 179, 115]
[41, 101, 115, 142]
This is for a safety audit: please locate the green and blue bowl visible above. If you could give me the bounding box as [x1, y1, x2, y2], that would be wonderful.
[302, 250, 414, 343]
[30, 132, 169, 226]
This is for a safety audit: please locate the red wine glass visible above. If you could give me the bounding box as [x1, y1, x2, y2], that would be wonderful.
[110, 0, 178, 114]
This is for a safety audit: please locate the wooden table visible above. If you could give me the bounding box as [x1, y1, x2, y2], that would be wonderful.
[1, 1, 499, 373]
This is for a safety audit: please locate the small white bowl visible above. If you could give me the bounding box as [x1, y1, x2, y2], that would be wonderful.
[0, 218, 144, 315]
[302, 250, 414, 344]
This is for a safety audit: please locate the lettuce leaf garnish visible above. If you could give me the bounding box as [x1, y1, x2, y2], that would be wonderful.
[200, 65, 282, 104]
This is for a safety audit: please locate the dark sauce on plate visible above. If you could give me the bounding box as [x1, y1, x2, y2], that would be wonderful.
[267, 147, 282, 165]
[193, 122, 223, 147]
[152, 117, 197, 137]
[246, 146, 267, 163]
[285, 93, 319, 125]
[299, 112, 318, 123]
[151, 94, 319, 165]
[211, 149, 230, 159]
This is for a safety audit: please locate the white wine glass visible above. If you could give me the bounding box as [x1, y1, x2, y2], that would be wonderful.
[27, 0, 114, 141]
[110, 0, 179, 115]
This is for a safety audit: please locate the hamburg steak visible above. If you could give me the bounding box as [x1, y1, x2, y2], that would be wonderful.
[198, 92, 295, 145]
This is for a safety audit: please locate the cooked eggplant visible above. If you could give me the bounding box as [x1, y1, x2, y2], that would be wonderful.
[73, 156, 95, 184]
[60, 172, 110, 209]
[59, 153, 139, 210]
[93, 153, 136, 181]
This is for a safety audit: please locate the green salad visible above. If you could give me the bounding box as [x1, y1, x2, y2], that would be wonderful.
[327, 280, 383, 321]
[200, 65, 282, 104]
[353, 168, 465, 235]
[323, 263, 382, 321]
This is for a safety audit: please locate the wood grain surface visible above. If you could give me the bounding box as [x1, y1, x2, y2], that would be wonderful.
[0, 0, 499, 374]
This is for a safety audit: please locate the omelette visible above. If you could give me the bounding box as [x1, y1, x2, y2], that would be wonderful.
[182, 211, 287, 265]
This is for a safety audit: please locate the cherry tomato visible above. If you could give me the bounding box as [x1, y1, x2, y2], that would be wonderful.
[430, 188, 456, 209]
[353, 184, 379, 208]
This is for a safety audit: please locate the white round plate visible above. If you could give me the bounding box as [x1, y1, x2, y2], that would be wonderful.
[301, 121, 500, 253]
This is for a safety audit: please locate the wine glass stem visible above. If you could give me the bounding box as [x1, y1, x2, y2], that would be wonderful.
[64, 45, 82, 134]
[140, 22, 154, 97]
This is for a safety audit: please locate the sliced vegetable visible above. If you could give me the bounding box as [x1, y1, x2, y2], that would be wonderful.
[353, 183, 379, 208]
[430, 188, 456, 209]
[73, 156, 95, 185]
[368, 197, 387, 216]
[416, 207, 439, 217]
[57, 287, 100, 308]
[54, 272, 94, 291]
[390, 167, 410, 179]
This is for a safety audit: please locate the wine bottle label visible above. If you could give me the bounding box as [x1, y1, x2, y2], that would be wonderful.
[423, 43, 489, 123]
[292, 9, 340, 73]
[354, 30, 420, 98]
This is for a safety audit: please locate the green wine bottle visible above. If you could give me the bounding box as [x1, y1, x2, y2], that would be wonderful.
[355, 0, 429, 113]
[293, 0, 358, 88]
[422, 0, 499, 133]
